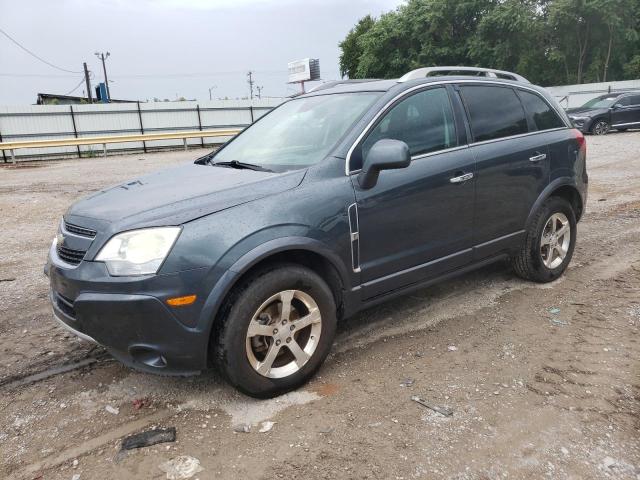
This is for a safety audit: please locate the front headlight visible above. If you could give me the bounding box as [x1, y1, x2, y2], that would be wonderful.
[96, 227, 181, 276]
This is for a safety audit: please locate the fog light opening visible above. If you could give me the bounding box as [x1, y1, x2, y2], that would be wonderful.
[130, 346, 167, 368]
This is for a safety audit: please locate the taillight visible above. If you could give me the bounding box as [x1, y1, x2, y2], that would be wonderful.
[572, 128, 586, 153]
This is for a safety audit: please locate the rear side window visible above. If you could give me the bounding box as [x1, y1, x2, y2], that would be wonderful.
[518, 90, 565, 131]
[360, 87, 457, 162]
[628, 95, 640, 106]
[460, 85, 528, 142]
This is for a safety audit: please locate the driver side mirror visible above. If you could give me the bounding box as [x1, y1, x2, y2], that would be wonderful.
[612, 103, 623, 109]
[357, 139, 411, 189]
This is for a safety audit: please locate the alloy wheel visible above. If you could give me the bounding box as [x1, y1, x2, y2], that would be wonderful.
[540, 212, 571, 269]
[592, 120, 610, 135]
[245, 290, 322, 378]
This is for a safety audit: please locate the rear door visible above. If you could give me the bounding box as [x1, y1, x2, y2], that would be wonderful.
[612, 94, 640, 129]
[457, 84, 555, 259]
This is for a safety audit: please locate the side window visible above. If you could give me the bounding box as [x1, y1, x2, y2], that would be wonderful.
[628, 95, 640, 106]
[460, 85, 528, 142]
[359, 87, 457, 165]
[618, 96, 631, 106]
[518, 90, 565, 131]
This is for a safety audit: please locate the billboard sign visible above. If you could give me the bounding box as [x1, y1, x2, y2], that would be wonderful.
[288, 58, 320, 83]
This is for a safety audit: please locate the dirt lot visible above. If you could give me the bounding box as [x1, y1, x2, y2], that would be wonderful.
[1, 133, 639, 480]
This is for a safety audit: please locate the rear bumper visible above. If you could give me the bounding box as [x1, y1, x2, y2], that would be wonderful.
[47, 245, 211, 375]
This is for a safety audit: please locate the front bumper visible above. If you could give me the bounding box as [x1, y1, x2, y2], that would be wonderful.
[46, 244, 211, 375]
[568, 117, 592, 133]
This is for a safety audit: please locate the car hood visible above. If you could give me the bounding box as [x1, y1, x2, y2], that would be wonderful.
[565, 107, 608, 117]
[65, 162, 306, 230]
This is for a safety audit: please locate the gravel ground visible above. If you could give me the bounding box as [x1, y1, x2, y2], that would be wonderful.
[0, 132, 639, 479]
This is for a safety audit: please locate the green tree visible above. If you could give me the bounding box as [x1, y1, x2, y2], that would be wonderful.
[337, 0, 640, 86]
[470, 0, 558, 85]
[339, 15, 375, 78]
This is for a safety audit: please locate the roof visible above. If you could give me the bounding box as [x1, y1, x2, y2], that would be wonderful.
[302, 76, 536, 97]
[36, 93, 136, 105]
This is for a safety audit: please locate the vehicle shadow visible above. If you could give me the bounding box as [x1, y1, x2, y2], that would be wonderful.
[69, 260, 522, 404]
[335, 259, 517, 348]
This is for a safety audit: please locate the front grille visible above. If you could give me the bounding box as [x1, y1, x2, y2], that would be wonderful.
[54, 291, 76, 319]
[64, 221, 96, 238]
[57, 245, 86, 265]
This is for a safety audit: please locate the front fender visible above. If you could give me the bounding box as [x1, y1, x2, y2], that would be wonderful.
[197, 236, 351, 344]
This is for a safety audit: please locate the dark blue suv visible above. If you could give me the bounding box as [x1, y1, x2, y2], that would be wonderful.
[46, 67, 588, 397]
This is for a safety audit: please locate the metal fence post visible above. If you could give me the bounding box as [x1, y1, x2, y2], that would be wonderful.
[69, 106, 81, 158]
[196, 104, 204, 147]
[0, 129, 6, 163]
[137, 101, 147, 153]
[249, 105, 255, 123]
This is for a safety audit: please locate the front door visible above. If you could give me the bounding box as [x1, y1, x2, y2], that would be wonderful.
[612, 94, 640, 129]
[350, 86, 476, 299]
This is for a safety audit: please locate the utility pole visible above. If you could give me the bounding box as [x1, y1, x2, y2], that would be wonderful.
[256, 86, 263, 99]
[247, 71, 254, 100]
[95, 51, 111, 102]
[208, 85, 217, 100]
[83, 62, 93, 103]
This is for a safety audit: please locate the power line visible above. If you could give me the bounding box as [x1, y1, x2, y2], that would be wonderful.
[109, 70, 287, 79]
[64, 77, 86, 96]
[0, 73, 79, 78]
[0, 69, 288, 79]
[0, 27, 82, 74]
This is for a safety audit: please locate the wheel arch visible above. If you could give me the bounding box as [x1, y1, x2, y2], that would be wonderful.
[200, 237, 351, 364]
[526, 180, 584, 230]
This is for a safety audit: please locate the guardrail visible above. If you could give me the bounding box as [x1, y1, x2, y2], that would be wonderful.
[0, 128, 243, 164]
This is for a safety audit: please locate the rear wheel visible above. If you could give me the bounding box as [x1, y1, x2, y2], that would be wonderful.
[591, 119, 610, 135]
[213, 264, 336, 398]
[512, 197, 577, 283]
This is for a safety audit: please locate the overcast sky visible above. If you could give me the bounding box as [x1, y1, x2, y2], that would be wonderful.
[0, 0, 403, 105]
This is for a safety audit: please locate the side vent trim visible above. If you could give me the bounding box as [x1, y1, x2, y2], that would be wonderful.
[348, 203, 361, 273]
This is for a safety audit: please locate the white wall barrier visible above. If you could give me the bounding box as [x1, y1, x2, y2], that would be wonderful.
[0, 98, 282, 162]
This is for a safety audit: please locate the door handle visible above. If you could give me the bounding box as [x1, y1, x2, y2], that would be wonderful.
[449, 172, 474, 184]
[529, 153, 547, 162]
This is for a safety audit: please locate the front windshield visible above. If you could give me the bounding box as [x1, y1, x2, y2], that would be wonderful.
[580, 96, 617, 109]
[212, 92, 382, 172]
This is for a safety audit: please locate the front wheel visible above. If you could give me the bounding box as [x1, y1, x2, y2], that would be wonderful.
[512, 197, 577, 283]
[591, 119, 610, 135]
[212, 264, 336, 398]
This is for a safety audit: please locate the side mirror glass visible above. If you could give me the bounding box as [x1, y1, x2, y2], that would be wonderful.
[357, 139, 411, 189]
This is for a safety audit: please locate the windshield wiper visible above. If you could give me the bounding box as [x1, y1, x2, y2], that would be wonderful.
[209, 159, 273, 172]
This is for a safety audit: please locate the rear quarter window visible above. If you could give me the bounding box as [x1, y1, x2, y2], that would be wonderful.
[460, 85, 528, 142]
[517, 90, 565, 131]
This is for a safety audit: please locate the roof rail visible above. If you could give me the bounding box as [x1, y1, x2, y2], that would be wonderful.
[398, 66, 530, 83]
[307, 79, 381, 93]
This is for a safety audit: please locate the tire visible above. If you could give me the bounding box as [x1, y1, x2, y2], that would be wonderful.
[591, 119, 610, 135]
[212, 264, 336, 398]
[512, 197, 577, 283]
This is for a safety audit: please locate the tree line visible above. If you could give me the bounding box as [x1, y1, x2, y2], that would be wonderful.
[339, 0, 640, 86]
